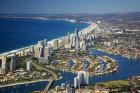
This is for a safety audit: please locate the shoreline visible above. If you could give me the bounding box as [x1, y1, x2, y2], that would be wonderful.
[0, 20, 93, 57]
[0, 69, 63, 88]
[0, 16, 92, 24]
[0, 18, 91, 55]
[96, 48, 140, 60]
[0, 20, 96, 89]
[0, 79, 49, 88]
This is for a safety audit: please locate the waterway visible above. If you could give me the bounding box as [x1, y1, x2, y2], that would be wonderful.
[90, 49, 140, 83]
[0, 49, 140, 93]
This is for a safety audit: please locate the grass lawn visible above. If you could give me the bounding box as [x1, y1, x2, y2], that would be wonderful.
[98, 80, 130, 88]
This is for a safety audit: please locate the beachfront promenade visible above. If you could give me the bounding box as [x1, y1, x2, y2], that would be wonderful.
[0, 22, 100, 72]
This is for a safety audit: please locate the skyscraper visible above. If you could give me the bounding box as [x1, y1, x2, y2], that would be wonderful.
[75, 29, 80, 50]
[10, 53, 16, 72]
[44, 46, 51, 59]
[44, 39, 48, 46]
[34, 46, 40, 58]
[39, 46, 45, 57]
[31, 45, 35, 53]
[34, 40, 45, 58]
[26, 61, 32, 71]
[74, 71, 89, 88]
[64, 33, 71, 48]
[68, 32, 70, 44]
[77, 71, 85, 85]
[74, 77, 80, 88]
[38, 40, 44, 46]
[1, 55, 7, 75]
[66, 84, 75, 93]
[72, 35, 76, 49]
[53, 39, 59, 49]
[83, 71, 89, 85]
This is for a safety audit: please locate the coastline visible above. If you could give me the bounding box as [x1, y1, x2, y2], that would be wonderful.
[0, 19, 92, 56]
[0, 16, 92, 24]
[0, 19, 96, 89]
[0, 18, 91, 55]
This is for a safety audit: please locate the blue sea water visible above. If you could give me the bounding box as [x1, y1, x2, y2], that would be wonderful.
[0, 18, 89, 53]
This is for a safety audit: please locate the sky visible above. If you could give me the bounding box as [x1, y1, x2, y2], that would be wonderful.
[0, 0, 140, 14]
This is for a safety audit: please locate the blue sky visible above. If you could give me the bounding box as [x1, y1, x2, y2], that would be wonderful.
[0, 0, 140, 14]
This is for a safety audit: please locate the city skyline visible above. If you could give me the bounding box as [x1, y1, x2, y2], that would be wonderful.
[0, 0, 140, 92]
[0, 0, 140, 14]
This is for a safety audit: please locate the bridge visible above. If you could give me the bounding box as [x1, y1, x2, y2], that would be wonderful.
[42, 79, 54, 93]
[31, 62, 56, 92]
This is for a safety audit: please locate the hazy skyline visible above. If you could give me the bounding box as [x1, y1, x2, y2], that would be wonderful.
[0, 0, 140, 14]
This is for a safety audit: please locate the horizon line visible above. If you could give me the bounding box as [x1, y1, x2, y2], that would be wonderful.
[0, 11, 140, 15]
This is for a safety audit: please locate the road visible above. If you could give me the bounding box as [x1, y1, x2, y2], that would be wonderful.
[31, 62, 58, 80]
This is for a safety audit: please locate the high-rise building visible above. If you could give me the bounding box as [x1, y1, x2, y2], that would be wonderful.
[82, 38, 87, 52]
[74, 77, 79, 88]
[75, 28, 79, 37]
[34, 40, 45, 58]
[1, 55, 7, 75]
[26, 61, 32, 71]
[77, 71, 85, 85]
[67, 32, 70, 43]
[31, 45, 35, 53]
[53, 39, 59, 49]
[83, 71, 89, 85]
[75, 29, 80, 49]
[65, 37, 70, 48]
[38, 40, 44, 46]
[58, 39, 63, 48]
[66, 84, 75, 93]
[10, 54, 16, 72]
[66, 32, 71, 48]
[2, 55, 6, 68]
[72, 35, 76, 48]
[0, 68, 6, 75]
[43, 39, 48, 46]
[39, 46, 45, 57]
[44, 46, 51, 59]
[34, 46, 40, 58]
[19, 49, 25, 57]
[74, 71, 89, 87]
[70, 35, 73, 49]
[36, 45, 52, 63]
[39, 46, 51, 58]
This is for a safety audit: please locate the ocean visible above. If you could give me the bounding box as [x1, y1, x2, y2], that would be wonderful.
[0, 18, 89, 53]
